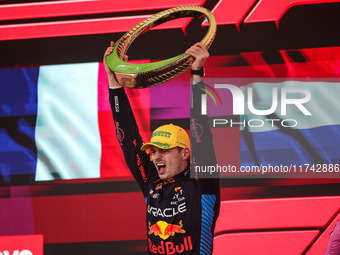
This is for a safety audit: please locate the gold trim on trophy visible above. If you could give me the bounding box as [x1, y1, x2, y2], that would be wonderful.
[106, 5, 217, 88]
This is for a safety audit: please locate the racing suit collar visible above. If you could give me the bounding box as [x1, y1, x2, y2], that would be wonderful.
[154, 165, 190, 185]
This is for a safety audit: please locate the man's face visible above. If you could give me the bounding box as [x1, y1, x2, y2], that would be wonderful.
[150, 146, 189, 180]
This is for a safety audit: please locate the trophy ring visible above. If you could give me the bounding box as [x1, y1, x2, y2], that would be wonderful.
[106, 5, 216, 88]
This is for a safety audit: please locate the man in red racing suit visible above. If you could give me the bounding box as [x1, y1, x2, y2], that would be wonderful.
[104, 41, 220, 255]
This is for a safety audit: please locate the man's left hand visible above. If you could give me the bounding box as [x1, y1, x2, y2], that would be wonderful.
[185, 42, 209, 71]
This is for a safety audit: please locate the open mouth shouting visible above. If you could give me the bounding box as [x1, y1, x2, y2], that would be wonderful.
[156, 163, 166, 175]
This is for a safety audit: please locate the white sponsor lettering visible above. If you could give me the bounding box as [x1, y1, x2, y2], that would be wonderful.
[0, 251, 33, 255]
[147, 203, 187, 217]
[114, 96, 119, 113]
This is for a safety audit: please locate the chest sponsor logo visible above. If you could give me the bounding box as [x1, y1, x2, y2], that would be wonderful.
[150, 189, 160, 199]
[148, 220, 185, 240]
[148, 236, 193, 255]
[147, 202, 186, 218]
[152, 193, 160, 198]
[164, 178, 174, 185]
[170, 189, 185, 205]
[156, 183, 163, 190]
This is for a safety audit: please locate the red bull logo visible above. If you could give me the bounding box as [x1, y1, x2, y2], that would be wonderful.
[148, 236, 193, 254]
[148, 220, 185, 240]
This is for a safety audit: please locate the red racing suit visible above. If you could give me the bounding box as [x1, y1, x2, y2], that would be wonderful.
[109, 83, 220, 255]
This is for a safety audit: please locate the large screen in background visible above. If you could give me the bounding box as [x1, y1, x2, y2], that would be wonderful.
[1, 0, 340, 184]
[0, 61, 187, 182]
[2, 47, 340, 183]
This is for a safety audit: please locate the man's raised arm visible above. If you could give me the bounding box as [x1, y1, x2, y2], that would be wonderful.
[104, 42, 153, 196]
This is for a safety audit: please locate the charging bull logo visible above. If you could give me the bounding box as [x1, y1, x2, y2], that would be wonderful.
[148, 220, 185, 240]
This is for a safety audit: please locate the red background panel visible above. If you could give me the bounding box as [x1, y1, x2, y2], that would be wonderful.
[0, 234, 43, 255]
[244, 0, 340, 26]
[203, 0, 257, 29]
[306, 213, 340, 255]
[0, 0, 205, 21]
[32, 192, 146, 243]
[0, 16, 195, 41]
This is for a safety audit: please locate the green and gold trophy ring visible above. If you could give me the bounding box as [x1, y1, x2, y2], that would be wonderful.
[106, 5, 217, 88]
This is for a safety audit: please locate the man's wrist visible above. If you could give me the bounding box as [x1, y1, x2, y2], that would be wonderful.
[108, 75, 122, 89]
[190, 67, 204, 83]
[190, 67, 205, 77]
